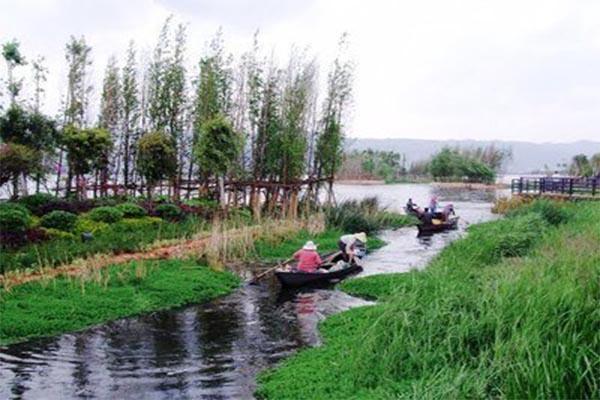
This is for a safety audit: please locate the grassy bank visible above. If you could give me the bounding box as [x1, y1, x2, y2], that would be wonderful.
[257, 201, 600, 399]
[0, 259, 240, 346]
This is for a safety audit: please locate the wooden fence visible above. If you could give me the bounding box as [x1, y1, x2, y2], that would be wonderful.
[511, 177, 599, 197]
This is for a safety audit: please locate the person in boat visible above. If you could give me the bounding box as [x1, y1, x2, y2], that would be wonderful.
[406, 198, 424, 217]
[441, 204, 455, 220]
[338, 232, 367, 263]
[428, 196, 439, 213]
[293, 241, 323, 273]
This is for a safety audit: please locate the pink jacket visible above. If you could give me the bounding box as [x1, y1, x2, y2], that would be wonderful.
[293, 249, 323, 272]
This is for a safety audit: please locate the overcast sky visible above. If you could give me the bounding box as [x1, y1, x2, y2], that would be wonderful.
[1, 0, 600, 143]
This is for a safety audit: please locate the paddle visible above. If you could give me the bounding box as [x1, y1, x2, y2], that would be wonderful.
[248, 257, 294, 285]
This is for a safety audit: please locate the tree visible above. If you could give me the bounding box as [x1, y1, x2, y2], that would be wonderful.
[62, 126, 112, 198]
[59, 35, 92, 196]
[0, 143, 37, 198]
[31, 56, 48, 112]
[120, 41, 140, 190]
[591, 153, 600, 176]
[99, 56, 121, 189]
[2, 40, 26, 105]
[195, 115, 242, 206]
[569, 154, 593, 177]
[315, 34, 354, 201]
[0, 105, 57, 195]
[136, 131, 177, 198]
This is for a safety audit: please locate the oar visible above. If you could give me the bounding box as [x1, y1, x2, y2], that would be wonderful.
[248, 257, 294, 285]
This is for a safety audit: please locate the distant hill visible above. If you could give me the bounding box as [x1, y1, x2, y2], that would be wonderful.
[345, 138, 600, 173]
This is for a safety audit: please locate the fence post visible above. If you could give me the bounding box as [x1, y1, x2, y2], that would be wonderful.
[569, 178, 573, 196]
[593, 178, 597, 196]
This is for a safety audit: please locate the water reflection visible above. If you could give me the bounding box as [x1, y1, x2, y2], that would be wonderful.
[0, 184, 500, 399]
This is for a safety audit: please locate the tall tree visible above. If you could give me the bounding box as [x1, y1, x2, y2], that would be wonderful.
[99, 56, 121, 192]
[148, 16, 172, 132]
[315, 33, 354, 201]
[59, 36, 92, 196]
[31, 56, 47, 112]
[2, 40, 26, 105]
[195, 114, 242, 207]
[120, 41, 140, 191]
[136, 131, 177, 198]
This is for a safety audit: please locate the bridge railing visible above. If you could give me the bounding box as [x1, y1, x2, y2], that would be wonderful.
[511, 177, 599, 196]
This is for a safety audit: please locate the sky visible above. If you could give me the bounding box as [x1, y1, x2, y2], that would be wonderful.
[1, 0, 600, 144]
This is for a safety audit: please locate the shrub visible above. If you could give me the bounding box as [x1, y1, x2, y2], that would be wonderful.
[155, 204, 182, 220]
[18, 193, 56, 214]
[508, 199, 571, 226]
[40, 210, 78, 232]
[116, 202, 147, 218]
[88, 206, 124, 223]
[325, 197, 415, 234]
[37, 198, 96, 216]
[116, 217, 163, 231]
[0, 203, 32, 233]
[74, 218, 109, 234]
[42, 227, 76, 240]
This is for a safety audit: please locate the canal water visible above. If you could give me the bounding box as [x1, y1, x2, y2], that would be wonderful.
[0, 184, 507, 399]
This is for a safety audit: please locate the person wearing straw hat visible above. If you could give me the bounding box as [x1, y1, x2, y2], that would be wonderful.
[338, 232, 367, 263]
[293, 241, 323, 273]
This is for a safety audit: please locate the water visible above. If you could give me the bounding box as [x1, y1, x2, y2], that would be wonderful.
[0, 184, 505, 399]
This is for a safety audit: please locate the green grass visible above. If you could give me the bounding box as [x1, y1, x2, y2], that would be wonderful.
[0, 259, 240, 346]
[257, 201, 600, 399]
[0, 216, 208, 273]
[253, 229, 386, 262]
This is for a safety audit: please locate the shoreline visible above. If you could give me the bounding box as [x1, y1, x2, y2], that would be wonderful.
[336, 179, 509, 189]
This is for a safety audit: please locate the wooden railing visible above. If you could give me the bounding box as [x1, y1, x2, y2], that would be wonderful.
[511, 177, 599, 196]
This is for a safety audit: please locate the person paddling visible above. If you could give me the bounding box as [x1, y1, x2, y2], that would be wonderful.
[338, 232, 367, 263]
[293, 241, 323, 273]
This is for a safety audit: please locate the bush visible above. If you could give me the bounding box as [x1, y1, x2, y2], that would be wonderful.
[42, 227, 76, 241]
[88, 206, 124, 223]
[40, 210, 78, 232]
[0, 203, 32, 233]
[18, 193, 56, 214]
[155, 204, 182, 220]
[115, 217, 163, 231]
[325, 197, 415, 234]
[74, 218, 109, 235]
[508, 199, 572, 226]
[116, 202, 147, 218]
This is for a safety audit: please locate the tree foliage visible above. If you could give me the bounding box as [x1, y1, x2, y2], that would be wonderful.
[136, 131, 177, 195]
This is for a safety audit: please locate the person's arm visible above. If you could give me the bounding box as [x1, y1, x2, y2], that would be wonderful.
[315, 253, 323, 265]
[293, 250, 301, 260]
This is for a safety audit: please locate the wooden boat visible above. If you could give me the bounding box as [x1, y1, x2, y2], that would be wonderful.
[275, 252, 363, 288]
[417, 216, 459, 235]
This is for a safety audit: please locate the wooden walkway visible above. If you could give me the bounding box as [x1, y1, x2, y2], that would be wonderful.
[511, 177, 599, 197]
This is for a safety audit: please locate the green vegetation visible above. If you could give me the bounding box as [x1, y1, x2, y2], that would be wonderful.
[253, 229, 385, 263]
[0, 202, 32, 233]
[0, 216, 207, 273]
[338, 144, 512, 184]
[0, 259, 240, 345]
[257, 200, 599, 399]
[40, 210, 77, 231]
[325, 197, 417, 235]
[155, 203, 182, 220]
[115, 202, 147, 218]
[87, 206, 124, 223]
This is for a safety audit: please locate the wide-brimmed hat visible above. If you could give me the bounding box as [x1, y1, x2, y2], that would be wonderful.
[303, 241, 318, 251]
[355, 232, 367, 243]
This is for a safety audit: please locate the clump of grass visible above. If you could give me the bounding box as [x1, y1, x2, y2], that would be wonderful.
[0, 259, 240, 345]
[257, 201, 600, 399]
[325, 197, 416, 234]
